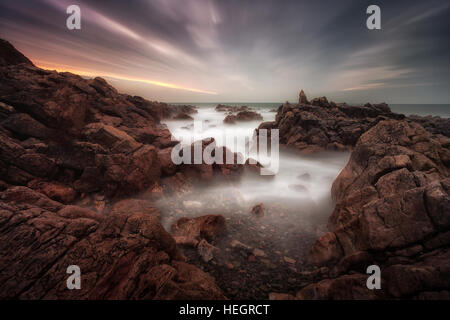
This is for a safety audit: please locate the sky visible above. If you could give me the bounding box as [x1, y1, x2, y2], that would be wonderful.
[0, 0, 449, 103]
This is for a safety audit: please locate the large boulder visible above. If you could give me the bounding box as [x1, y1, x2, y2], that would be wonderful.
[303, 120, 450, 299]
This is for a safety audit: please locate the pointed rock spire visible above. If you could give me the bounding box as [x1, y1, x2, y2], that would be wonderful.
[299, 89, 308, 104]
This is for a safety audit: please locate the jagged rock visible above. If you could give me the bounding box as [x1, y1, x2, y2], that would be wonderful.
[173, 112, 194, 120]
[215, 104, 250, 113]
[0, 39, 226, 300]
[27, 180, 77, 204]
[257, 96, 404, 153]
[299, 89, 308, 104]
[304, 120, 450, 299]
[171, 215, 226, 242]
[224, 110, 263, 124]
[162, 104, 197, 119]
[0, 39, 33, 66]
[250, 203, 265, 217]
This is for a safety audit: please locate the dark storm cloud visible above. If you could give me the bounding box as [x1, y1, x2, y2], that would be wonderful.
[0, 0, 449, 103]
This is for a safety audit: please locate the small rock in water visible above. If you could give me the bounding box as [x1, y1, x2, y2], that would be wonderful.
[197, 239, 218, 262]
[283, 256, 296, 264]
[230, 239, 252, 251]
[250, 203, 265, 217]
[225, 263, 234, 270]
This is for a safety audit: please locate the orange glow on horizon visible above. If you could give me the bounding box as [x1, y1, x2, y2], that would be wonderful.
[34, 60, 218, 95]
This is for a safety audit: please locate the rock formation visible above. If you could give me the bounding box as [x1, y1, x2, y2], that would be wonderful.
[224, 110, 263, 124]
[259, 91, 449, 154]
[0, 39, 226, 299]
[299, 89, 308, 104]
[258, 98, 404, 154]
[299, 119, 450, 299]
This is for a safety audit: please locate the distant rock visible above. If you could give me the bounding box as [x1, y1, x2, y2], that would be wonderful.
[162, 104, 197, 120]
[257, 92, 405, 154]
[299, 89, 308, 104]
[0, 187, 225, 299]
[215, 104, 250, 112]
[407, 114, 450, 138]
[224, 110, 263, 124]
[250, 203, 265, 217]
[173, 112, 194, 120]
[0, 38, 226, 300]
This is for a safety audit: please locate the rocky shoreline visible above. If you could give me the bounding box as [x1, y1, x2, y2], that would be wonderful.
[1, 39, 449, 300]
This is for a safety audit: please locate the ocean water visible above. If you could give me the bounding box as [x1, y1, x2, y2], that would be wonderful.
[389, 104, 450, 118]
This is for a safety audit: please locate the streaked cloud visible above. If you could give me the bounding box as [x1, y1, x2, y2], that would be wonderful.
[0, 0, 449, 103]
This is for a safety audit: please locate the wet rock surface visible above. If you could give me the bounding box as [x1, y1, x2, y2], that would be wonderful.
[224, 111, 263, 124]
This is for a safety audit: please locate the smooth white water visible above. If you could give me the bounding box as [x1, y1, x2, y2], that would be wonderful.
[163, 106, 349, 207]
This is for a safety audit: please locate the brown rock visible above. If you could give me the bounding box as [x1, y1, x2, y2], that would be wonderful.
[171, 215, 226, 242]
[28, 180, 77, 204]
[250, 203, 265, 217]
[299, 89, 308, 104]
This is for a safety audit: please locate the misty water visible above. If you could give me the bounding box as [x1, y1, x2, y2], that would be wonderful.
[158, 105, 349, 298]
[161, 105, 349, 227]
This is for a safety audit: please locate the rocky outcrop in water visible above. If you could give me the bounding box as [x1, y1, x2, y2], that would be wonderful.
[224, 110, 263, 124]
[215, 104, 250, 113]
[260, 90, 449, 155]
[162, 104, 197, 120]
[258, 90, 404, 154]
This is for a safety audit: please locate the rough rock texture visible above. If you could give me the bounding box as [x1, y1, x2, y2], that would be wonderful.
[0, 40, 240, 199]
[162, 104, 197, 120]
[0, 39, 226, 300]
[0, 187, 225, 299]
[407, 115, 450, 138]
[215, 104, 250, 113]
[171, 215, 226, 242]
[258, 95, 404, 154]
[301, 120, 450, 299]
[224, 110, 263, 124]
[260, 90, 450, 155]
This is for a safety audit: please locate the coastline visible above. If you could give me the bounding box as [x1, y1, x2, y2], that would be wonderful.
[0, 39, 449, 300]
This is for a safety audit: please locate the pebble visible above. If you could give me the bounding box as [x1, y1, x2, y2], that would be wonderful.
[253, 248, 266, 257]
[283, 256, 296, 264]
